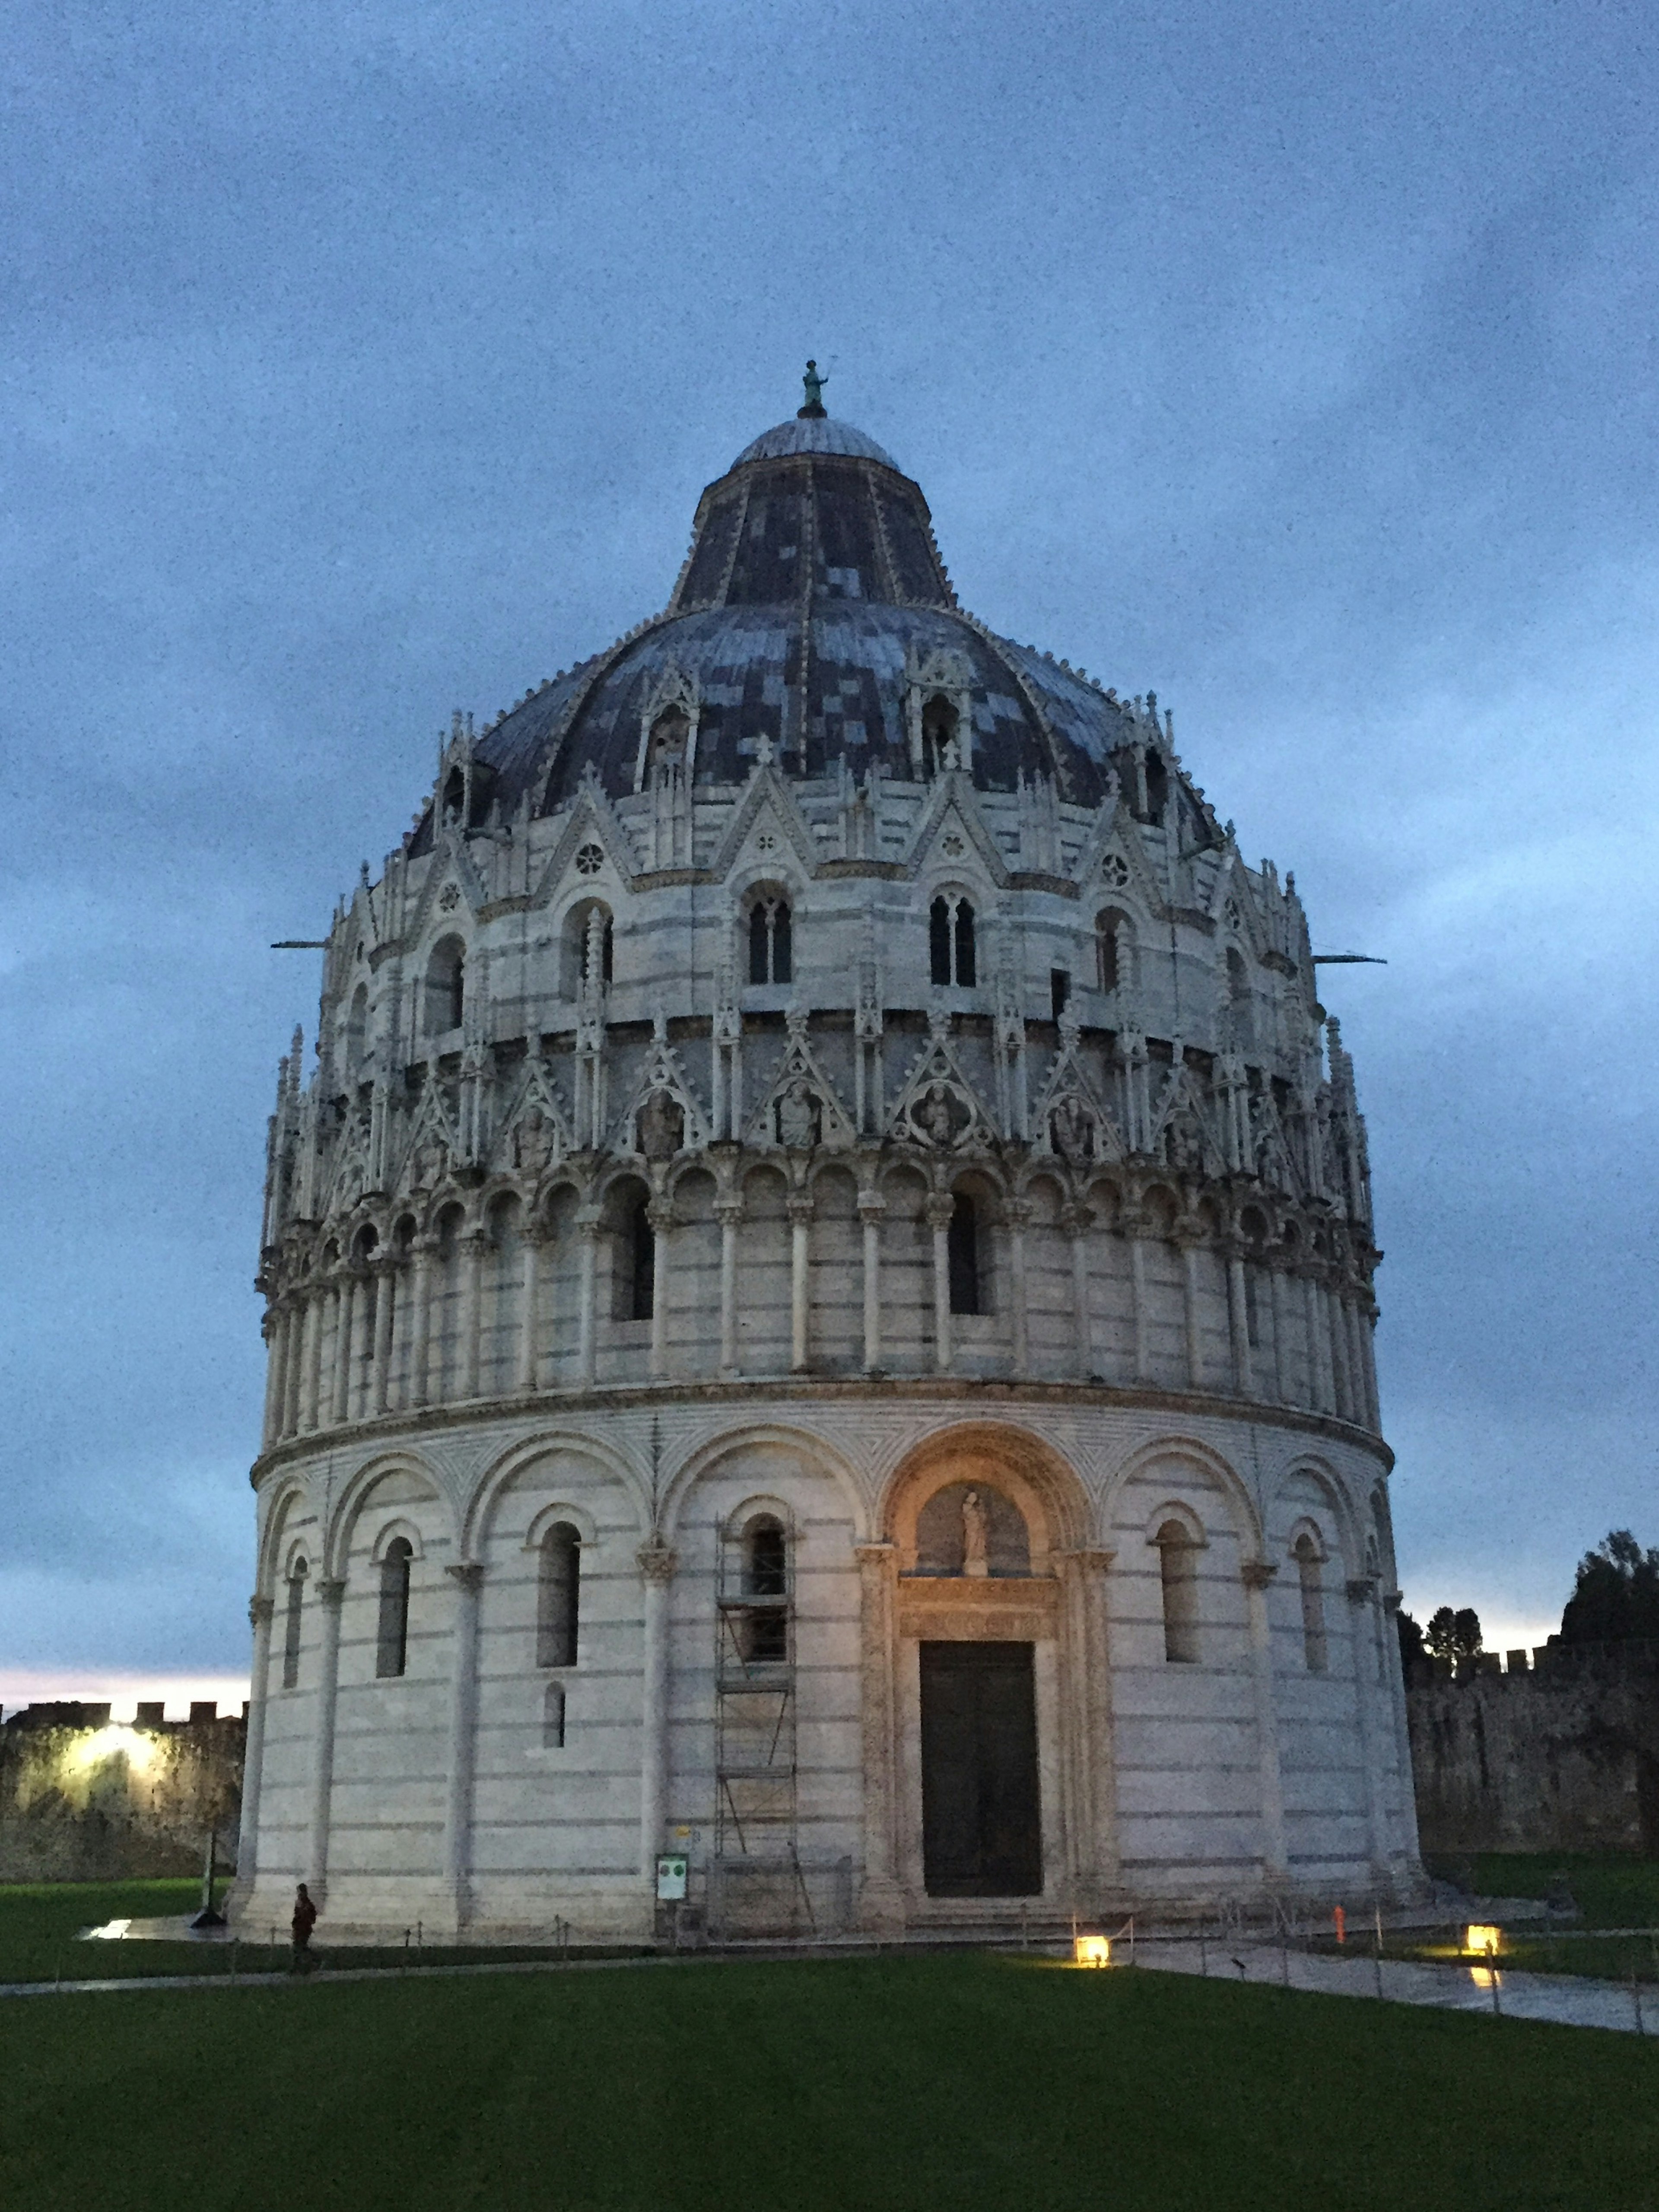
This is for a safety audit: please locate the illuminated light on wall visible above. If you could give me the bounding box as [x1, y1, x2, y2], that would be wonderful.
[1464, 1924, 1501, 1957]
[70, 1726, 156, 1775]
[1072, 1934, 1112, 1967]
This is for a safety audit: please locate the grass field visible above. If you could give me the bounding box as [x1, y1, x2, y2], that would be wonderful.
[2, 1949, 1656, 2212]
[1415, 1853, 1659, 1982]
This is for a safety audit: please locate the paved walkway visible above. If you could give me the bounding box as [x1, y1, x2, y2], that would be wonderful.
[1131, 1936, 1656, 2036]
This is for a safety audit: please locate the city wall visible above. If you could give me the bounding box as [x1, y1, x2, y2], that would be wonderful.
[0, 1703, 244, 1882]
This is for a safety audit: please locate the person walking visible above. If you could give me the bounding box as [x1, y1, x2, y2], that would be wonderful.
[291, 1882, 318, 1974]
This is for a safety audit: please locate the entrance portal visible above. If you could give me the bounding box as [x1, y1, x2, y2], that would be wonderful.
[919, 1641, 1042, 1897]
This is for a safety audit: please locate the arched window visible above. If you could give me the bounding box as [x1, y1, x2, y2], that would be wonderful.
[947, 1191, 982, 1315]
[647, 706, 690, 779]
[1143, 747, 1169, 822]
[748, 894, 792, 984]
[544, 1683, 568, 1748]
[564, 901, 613, 998]
[537, 1522, 581, 1669]
[629, 1189, 655, 1320]
[425, 937, 466, 1036]
[376, 1537, 413, 1678]
[1050, 969, 1071, 1023]
[921, 693, 959, 776]
[1227, 946, 1254, 1049]
[344, 983, 369, 1074]
[1156, 1521, 1199, 1663]
[1096, 911, 1122, 994]
[282, 1558, 308, 1689]
[1295, 1533, 1328, 1672]
[929, 894, 976, 987]
[741, 1515, 789, 1662]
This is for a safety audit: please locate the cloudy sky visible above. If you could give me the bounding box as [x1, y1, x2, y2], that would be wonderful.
[2, 0, 1654, 1709]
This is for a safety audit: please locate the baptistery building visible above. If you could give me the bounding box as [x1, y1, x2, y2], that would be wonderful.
[234, 381, 1419, 1942]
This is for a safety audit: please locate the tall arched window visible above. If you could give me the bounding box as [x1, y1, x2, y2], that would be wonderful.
[741, 1514, 789, 1662]
[544, 1683, 568, 1748]
[425, 937, 466, 1035]
[1143, 747, 1169, 822]
[920, 693, 959, 776]
[564, 901, 613, 998]
[629, 1189, 655, 1320]
[376, 1537, 413, 1678]
[929, 894, 976, 987]
[282, 1558, 308, 1689]
[1294, 1533, 1328, 1672]
[1156, 1521, 1199, 1664]
[537, 1522, 581, 1669]
[748, 894, 792, 984]
[345, 983, 369, 1074]
[1227, 946, 1254, 1049]
[647, 706, 690, 778]
[947, 1191, 982, 1315]
[1096, 911, 1121, 994]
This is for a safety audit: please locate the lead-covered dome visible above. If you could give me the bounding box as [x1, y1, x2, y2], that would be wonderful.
[425, 396, 1147, 840]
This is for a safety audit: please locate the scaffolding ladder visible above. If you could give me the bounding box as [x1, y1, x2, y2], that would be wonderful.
[710, 1547, 812, 1938]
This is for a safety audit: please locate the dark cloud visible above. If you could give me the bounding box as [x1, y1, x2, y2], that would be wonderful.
[3, 0, 1654, 1671]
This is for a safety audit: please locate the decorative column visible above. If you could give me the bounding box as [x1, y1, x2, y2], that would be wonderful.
[1179, 1237, 1204, 1389]
[1303, 1272, 1329, 1412]
[716, 1201, 742, 1377]
[1361, 1303, 1382, 1432]
[577, 1213, 601, 1386]
[260, 1308, 286, 1451]
[926, 1192, 954, 1374]
[307, 1577, 346, 1903]
[853, 1541, 903, 1931]
[460, 1230, 489, 1398]
[235, 1596, 276, 1891]
[301, 1289, 326, 1433]
[282, 1297, 305, 1437]
[372, 1255, 397, 1416]
[1268, 1265, 1288, 1404]
[1064, 1204, 1094, 1378]
[410, 1237, 436, 1409]
[859, 1194, 885, 1372]
[1241, 1562, 1289, 1880]
[1054, 1548, 1119, 1904]
[1227, 1251, 1253, 1397]
[331, 1270, 356, 1427]
[1345, 1300, 1370, 1429]
[442, 1562, 485, 1929]
[1128, 1227, 1150, 1382]
[1327, 1285, 1352, 1421]
[1346, 1576, 1389, 1873]
[788, 1194, 813, 1373]
[648, 1200, 673, 1380]
[1006, 1201, 1031, 1373]
[516, 1224, 545, 1395]
[636, 1541, 679, 1884]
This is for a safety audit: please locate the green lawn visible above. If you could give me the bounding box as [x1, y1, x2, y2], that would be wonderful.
[1, 1952, 1655, 2212]
[1426, 1851, 1659, 1927]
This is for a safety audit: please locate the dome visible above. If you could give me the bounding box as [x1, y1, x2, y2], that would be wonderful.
[423, 400, 1144, 839]
[731, 415, 902, 470]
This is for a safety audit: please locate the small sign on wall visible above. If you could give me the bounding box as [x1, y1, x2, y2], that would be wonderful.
[656, 1855, 688, 1902]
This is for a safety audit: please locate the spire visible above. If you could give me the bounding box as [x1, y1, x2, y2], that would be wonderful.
[798, 358, 828, 420]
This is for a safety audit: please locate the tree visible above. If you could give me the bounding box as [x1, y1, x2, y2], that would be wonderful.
[1560, 1530, 1659, 1644]
[1424, 1605, 1482, 1662]
[1396, 1610, 1426, 1670]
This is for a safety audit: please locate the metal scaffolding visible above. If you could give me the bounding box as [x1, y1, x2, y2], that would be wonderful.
[709, 1526, 813, 1937]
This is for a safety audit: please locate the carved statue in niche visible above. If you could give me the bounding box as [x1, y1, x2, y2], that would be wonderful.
[410, 1136, 449, 1189]
[776, 1077, 821, 1151]
[961, 1489, 989, 1578]
[1050, 1093, 1096, 1163]
[913, 1082, 969, 1148]
[1166, 1104, 1205, 1176]
[638, 1090, 685, 1161]
[513, 1109, 554, 1174]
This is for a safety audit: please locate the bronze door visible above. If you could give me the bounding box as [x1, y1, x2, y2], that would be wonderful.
[919, 1641, 1042, 1897]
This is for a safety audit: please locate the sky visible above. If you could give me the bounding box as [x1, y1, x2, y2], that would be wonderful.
[2, 0, 1655, 1710]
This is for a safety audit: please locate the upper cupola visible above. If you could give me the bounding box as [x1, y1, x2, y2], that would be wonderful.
[666, 364, 955, 615]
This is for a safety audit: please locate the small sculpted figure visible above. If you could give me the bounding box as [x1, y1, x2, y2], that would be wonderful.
[639, 1090, 684, 1161]
[777, 1077, 820, 1150]
[961, 1487, 990, 1578]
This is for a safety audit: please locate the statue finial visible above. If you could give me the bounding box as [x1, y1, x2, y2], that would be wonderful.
[798, 359, 828, 420]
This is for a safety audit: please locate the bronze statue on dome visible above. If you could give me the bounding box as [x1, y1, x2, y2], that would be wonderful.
[798, 359, 828, 420]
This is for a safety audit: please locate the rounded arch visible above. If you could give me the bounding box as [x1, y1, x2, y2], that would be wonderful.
[878, 1419, 1094, 1565]
[658, 1423, 870, 1545]
[325, 1449, 453, 1580]
[521, 1499, 601, 1552]
[256, 1476, 321, 1596]
[463, 1430, 652, 1561]
[1144, 1500, 1208, 1548]
[1093, 904, 1138, 995]
[1100, 1434, 1265, 1559]
[368, 1516, 426, 1566]
[559, 895, 614, 998]
[424, 934, 467, 1036]
[1271, 1451, 1362, 1575]
[739, 878, 796, 987]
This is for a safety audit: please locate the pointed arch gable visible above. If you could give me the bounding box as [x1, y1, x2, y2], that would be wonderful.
[877, 1419, 1094, 1555]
